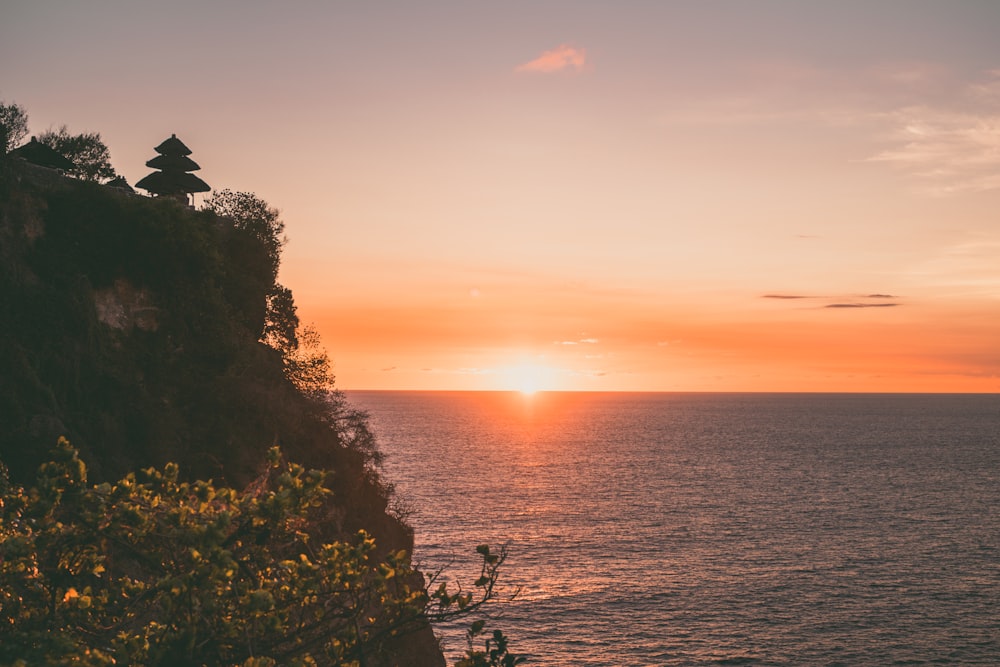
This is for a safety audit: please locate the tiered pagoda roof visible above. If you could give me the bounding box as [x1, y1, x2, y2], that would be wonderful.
[135, 134, 210, 201]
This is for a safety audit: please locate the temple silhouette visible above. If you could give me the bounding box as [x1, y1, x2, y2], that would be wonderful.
[135, 134, 210, 206]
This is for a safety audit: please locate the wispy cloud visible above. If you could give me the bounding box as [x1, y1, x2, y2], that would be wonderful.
[555, 336, 599, 345]
[867, 71, 1000, 194]
[763, 294, 902, 309]
[903, 238, 1000, 297]
[516, 45, 587, 74]
[825, 303, 899, 309]
[652, 61, 1000, 195]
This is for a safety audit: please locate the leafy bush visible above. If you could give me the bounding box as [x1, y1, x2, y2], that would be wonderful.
[0, 440, 516, 666]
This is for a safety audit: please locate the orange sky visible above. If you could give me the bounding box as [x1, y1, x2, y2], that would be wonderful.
[3, 2, 1000, 391]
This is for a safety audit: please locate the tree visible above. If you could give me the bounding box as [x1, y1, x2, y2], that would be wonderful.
[262, 284, 300, 356]
[37, 125, 117, 182]
[284, 325, 335, 397]
[0, 101, 29, 154]
[0, 440, 516, 666]
[205, 189, 286, 282]
[252, 263, 331, 407]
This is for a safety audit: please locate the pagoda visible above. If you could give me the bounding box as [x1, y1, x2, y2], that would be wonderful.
[135, 134, 210, 206]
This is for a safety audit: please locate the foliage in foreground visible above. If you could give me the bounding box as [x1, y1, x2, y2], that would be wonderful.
[456, 622, 525, 667]
[0, 440, 519, 666]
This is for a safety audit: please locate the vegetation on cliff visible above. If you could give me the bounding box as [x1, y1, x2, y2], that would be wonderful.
[0, 438, 515, 666]
[0, 154, 521, 665]
[0, 158, 365, 491]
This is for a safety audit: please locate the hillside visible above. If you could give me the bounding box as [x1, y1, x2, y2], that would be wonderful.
[0, 158, 445, 665]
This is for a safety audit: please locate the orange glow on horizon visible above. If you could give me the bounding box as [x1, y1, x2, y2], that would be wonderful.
[309, 295, 1000, 393]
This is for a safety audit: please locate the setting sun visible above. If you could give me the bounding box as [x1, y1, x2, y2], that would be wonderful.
[501, 362, 558, 394]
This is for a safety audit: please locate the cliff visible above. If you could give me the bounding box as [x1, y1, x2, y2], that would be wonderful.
[0, 158, 445, 665]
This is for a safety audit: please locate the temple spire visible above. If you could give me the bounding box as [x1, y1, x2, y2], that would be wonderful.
[135, 134, 210, 206]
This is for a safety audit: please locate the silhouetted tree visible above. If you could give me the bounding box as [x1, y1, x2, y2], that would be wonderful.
[260, 286, 337, 401]
[37, 125, 117, 181]
[262, 283, 300, 353]
[0, 101, 29, 154]
[205, 189, 286, 282]
[285, 325, 336, 398]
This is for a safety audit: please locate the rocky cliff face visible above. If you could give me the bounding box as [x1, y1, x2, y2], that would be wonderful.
[93, 278, 160, 332]
[0, 159, 445, 666]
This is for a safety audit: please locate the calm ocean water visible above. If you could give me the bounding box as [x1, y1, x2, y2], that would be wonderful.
[345, 392, 1000, 666]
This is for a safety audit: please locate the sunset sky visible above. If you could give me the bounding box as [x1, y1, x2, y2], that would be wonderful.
[3, 1, 1000, 391]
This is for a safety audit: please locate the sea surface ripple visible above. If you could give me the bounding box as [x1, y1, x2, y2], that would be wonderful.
[346, 392, 1000, 666]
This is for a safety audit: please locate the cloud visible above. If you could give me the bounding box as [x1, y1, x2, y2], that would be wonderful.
[867, 71, 1000, 194]
[825, 303, 899, 309]
[650, 63, 1000, 194]
[902, 238, 1000, 297]
[515, 45, 587, 74]
[764, 293, 902, 308]
[555, 336, 599, 345]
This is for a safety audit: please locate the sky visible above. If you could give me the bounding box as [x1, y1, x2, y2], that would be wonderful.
[3, 1, 1000, 392]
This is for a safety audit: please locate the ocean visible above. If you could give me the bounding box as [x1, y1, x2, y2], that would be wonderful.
[345, 392, 1000, 666]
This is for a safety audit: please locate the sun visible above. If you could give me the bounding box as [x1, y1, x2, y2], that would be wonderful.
[503, 362, 556, 394]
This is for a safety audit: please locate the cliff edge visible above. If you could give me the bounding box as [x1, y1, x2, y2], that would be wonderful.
[0, 158, 445, 666]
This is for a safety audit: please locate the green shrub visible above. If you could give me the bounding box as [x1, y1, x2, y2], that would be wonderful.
[0, 440, 515, 666]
